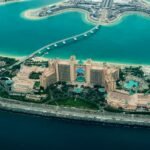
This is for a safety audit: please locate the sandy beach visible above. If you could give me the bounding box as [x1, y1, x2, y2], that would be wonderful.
[104, 11, 150, 26]
[22, 4, 150, 26]
[22, 6, 97, 25]
[2, 52, 150, 67]
[22, 9, 46, 20]
[0, 0, 23, 6]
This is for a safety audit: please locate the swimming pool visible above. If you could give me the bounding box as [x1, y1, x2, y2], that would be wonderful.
[124, 80, 139, 90]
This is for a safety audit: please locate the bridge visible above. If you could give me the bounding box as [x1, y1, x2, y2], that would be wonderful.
[8, 25, 100, 70]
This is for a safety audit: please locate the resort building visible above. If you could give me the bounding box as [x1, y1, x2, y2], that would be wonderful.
[0, 61, 6, 67]
[40, 56, 119, 91]
[12, 65, 45, 94]
[107, 90, 150, 110]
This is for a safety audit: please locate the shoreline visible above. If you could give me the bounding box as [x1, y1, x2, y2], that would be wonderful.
[21, 1, 150, 26]
[1, 54, 150, 67]
[22, 8, 150, 26]
[21, 7, 97, 25]
[104, 11, 150, 27]
[1, 97, 150, 128]
[0, 0, 23, 6]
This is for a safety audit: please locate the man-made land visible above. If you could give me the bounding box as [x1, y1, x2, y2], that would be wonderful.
[23, 0, 150, 25]
[0, 56, 150, 112]
[0, 0, 20, 5]
[0, 56, 150, 127]
[1, 97, 150, 127]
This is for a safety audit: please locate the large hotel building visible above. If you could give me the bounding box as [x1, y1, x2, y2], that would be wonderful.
[40, 56, 119, 91]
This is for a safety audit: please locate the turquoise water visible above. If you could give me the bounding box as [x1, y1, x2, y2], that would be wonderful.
[124, 80, 139, 89]
[0, 0, 150, 64]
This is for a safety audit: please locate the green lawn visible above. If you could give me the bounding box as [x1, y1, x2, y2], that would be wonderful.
[49, 98, 99, 110]
[29, 72, 42, 79]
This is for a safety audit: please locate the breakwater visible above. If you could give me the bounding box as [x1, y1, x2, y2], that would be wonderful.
[0, 97, 150, 127]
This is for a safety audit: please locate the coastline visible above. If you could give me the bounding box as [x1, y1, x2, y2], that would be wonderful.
[0, 0, 23, 6]
[0, 53, 25, 61]
[1, 97, 150, 127]
[21, 1, 150, 26]
[104, 11, 150, 27]
[1, 54, 150, 67]
[22, 7, 97, 25]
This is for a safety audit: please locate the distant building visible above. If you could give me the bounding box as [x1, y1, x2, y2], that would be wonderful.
[40, 62, 56, 89]
[142, 66, 150, 76]
[0, 61, 6, 67]
[12, 65, 45, 94]
[40, 56, 119, 91]
[107, 90, 150, 110]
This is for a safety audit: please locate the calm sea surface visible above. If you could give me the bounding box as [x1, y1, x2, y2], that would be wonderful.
[0, 0, 150, 64]
[0, 110, 150, 150]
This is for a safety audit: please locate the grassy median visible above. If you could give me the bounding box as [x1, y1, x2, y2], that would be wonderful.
[49, 98, 99, 110]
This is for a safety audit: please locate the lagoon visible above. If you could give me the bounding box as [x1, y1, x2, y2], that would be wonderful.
[0, 0, 150, 64]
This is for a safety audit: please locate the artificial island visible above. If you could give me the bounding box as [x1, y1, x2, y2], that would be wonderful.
[0, 0, 150, 127]
[0, 0, 20, 5]
[24, 0, 150, 24]
[0, 54, 150, 127]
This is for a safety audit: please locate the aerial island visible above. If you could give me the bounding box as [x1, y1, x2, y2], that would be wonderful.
[0, 54, 150, 127]
[23, 0, 150, 24]
[0, 0, 150, 127]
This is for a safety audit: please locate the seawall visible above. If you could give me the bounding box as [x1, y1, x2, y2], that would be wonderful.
[0, 97, 150, 127]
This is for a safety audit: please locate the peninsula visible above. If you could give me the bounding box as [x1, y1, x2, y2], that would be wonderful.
[23, 0, 150, 25]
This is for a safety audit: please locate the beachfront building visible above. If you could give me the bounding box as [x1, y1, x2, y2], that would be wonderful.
[40, 56, 119, 91]
[107, 90, 150, 110]
[11, 65, 45, 94]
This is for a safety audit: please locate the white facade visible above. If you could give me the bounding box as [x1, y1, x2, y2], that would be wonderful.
[114, 0, 132, 4]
